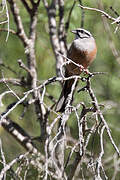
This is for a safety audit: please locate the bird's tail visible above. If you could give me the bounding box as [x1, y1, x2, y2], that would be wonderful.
[56, 79, 75, 112]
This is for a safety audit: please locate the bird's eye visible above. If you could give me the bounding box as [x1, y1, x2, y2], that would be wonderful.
[80, 30, 83, 33]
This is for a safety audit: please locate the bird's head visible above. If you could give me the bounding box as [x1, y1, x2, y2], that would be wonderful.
[71, 28, 92, 39]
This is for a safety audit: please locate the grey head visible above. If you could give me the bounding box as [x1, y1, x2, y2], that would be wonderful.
[71, 28, 92, 39]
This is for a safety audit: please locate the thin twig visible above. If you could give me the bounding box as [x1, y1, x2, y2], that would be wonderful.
[110, 6, 119, 17]
[18, 59, 31, 75]
[0, 139, 6, 180]
[65, 0, 77, 32]
[0, 153, 29, 179]
[0, 28, 16, 34]
[79, 0, 85, 28]
[78, 4, 116, 22]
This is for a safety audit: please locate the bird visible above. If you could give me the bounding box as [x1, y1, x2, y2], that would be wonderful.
[56, 28, 97, 112]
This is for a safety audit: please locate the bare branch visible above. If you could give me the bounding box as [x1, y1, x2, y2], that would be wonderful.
[95, 125, 108, 180]
[0, 153, 29, 179]
[43, 0, 65, 77]
[0, 139, 6, 180]
[58, 0, 67, 54]
[0, 78, 21, 85]
[78, 4, 116, 22]
[86, 76, 120, 156]
[1, 117, 38, 154]
[110, 6, 119, 17]
[98, 1, 120, 63]
[21, 0, 31, 14]
[18, 59, 32, 75]
[7, 0, 29, 46]
[0, 27, 16, 34]
[78, 0, 85, 28]
[65, 0, 76, 32]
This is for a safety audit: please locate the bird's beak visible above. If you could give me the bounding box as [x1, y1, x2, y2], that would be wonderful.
[71, 30, 77, 34]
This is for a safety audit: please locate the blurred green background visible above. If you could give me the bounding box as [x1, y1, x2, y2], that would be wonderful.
[0, 0, 120, 179]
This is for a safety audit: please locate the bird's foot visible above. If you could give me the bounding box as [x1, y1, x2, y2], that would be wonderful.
[84, 69, 89, 74]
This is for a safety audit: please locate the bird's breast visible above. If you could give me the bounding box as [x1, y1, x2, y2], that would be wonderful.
[66, 38, 97, 75]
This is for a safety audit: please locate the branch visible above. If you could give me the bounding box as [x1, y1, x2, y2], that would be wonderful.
[18, 59, 32, 75]
[78, 0, 85, 28]
[110, 6, 119, 17]
[7, 0, 29, 46]
[0, 139, 6, 180]
[0, 153, 29, 179]
[0, 78, 21, 86]
[29, 0, 41, 41]
[0, 59, 17, 75]
[95, 125, 108, 179]
[43, 0, 64, 77]
[98, 1, 120, 63]
[78, 4, 116, 22]
[21, 0, 31, 14]
[68, 152, 81, 180]
[58, 0, 67, 54]
[16, 0, 46, 140]
[65, 0, 76, 32]
[0, 117, 38, 154]
[86, 76, 120, 156]
[0, 28, 16, 34]
[1, 72, 20, 100]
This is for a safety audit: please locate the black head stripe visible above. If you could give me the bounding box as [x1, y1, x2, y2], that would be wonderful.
[84, 31, 91, 37]
[76, 29, 92, 38]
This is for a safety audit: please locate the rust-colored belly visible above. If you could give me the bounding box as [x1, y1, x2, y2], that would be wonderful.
[66, 42, 97, 75]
